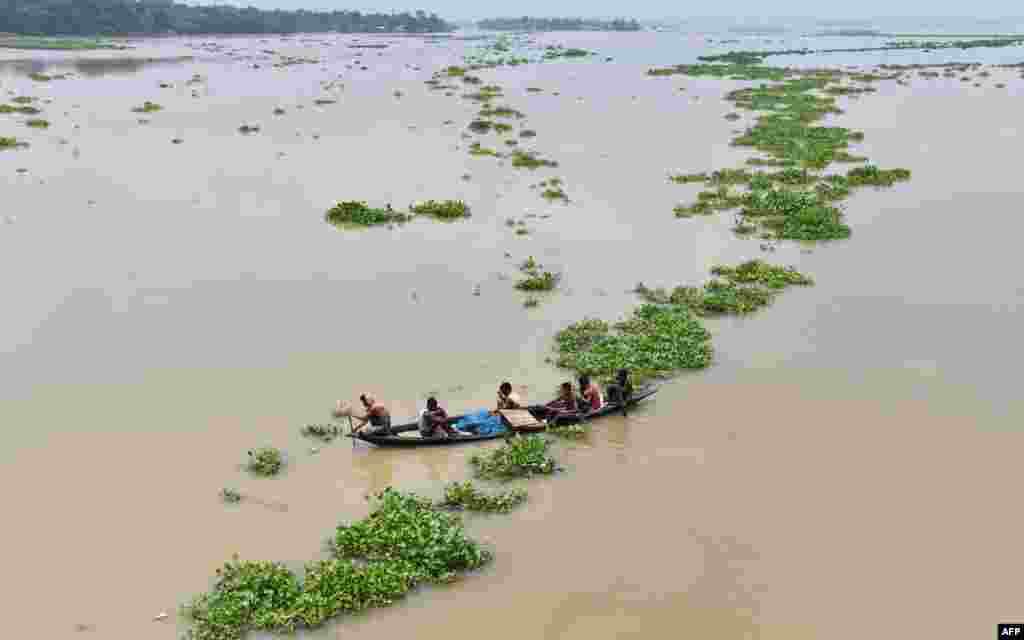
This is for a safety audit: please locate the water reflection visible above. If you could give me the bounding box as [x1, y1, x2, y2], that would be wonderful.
[0, 56, 191, 79]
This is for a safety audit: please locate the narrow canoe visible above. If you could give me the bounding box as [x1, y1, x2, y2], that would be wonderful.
[348, 386, 658, 448]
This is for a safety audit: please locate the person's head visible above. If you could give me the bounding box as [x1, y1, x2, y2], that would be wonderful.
[617, 369, 629, 384]
[426, 397, 438, 411]
[579, 375, 591, 389]
[499, 381, 512, 395]
[359, 393, 375, 408]
[560, 382, 573, 397]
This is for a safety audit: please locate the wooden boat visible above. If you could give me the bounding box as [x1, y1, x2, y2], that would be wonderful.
[348, 386, 658, 447]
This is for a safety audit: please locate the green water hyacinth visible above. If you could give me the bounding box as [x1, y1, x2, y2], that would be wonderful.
[246, 447, 283, 477]
[409, 199, 470, 219]
[470, 435, 559, 479]
[300, 424, 339, 442]
[0, 104, 41, 115]
[325, 201, 410, 227]
[709, 260, 814, 289]
[185, 489, 496, 639]
[555, 304, 712, 384]
[332, 489, 493, 582]
[845, 165, 912, 187]
[131, 101, 163, 113]
[438, 481, 528, 512]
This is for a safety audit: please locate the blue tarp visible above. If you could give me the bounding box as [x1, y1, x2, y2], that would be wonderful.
[454, 409, 507, 436]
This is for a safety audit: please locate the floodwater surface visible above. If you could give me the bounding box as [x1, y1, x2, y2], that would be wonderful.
[1, 31, 1023, 640]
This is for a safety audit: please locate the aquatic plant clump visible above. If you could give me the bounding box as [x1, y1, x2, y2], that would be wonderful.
[0, 137, 27, 149]
[185, 489, 496, 640]
[220, 488, 243, 504]
[438, 481, 528, 513]
[516, 256, 559, 291]
[0, 104, 42, 115]
[709, 260, 814, 289]
[332, 489, 493, 581]
[409, 199, 471, 220]
[845, 165, 912, 187]
[555, 304, 712, 383]
[325, 201, 411, 227]
[300, 424, 340, 442]
[131, 101, 163, 113]
[511, 150, 558, 169]
[548, 424, 588, 439]
[469, 435, 559, 479]
[25, 118, 49, 128]
[246, 447, 283, 477]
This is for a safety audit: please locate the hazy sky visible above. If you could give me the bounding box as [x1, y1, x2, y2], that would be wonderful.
[190, 2, 1023, 22]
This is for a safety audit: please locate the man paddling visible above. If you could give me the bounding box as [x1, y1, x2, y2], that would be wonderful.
[336, 393, 392, 435]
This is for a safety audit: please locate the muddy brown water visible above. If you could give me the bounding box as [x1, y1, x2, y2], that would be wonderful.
[1, 33, 1023, 640]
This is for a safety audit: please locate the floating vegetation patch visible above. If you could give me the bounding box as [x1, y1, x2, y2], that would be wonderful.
[468, 119, 494, 134]
[25, 118, 49, 128]
[555, 304, 712, 383]
[519, 129, 537, 138]
[220, 488, 243, 504]
[548, 424, 588, 439]
[246, 447, 283, 477]
[409, 199, 471, 220]
[326, 201, 411, 227]
[651, 63, 913, 239]
[515, 256, 559, 291]
[538, 177, 568, 202]
[272, 107, 286, 115]
[443, 65, 466, 76]
[469, 142, 501, 156]
[694, 37, 1024, 65]
[479, 105, 525, 119]
[845, 165, 911, 187]
[438, 481, 528, 513]
[12, 96, 35, 104]
[0, 104, 41, 115]
[470, 435, 559, 479]
[634, 260, 813, 317]
[184, 489, 493, 640]
[300, 424, 340, 442]
[314, 98, 336, 105]
[238, 124, 261, 134]
[493, 122, 513, 133]
[543, 46, 594, 60]
[511, 150, 558, 169]
[0, 136, 27, 149]
[131, 101, 163, 113]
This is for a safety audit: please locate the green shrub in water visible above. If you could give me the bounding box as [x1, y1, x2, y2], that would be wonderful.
[438, 481, 528, 512]
[246, 448, 283, 476]
[470, 435, 558, 479]
[25, 118, 49, 128]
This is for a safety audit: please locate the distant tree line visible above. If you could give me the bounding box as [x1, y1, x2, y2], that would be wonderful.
[477, 17, 641, 32]
[0, 1, 455, 36]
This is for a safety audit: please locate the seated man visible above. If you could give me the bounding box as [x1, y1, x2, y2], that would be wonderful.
[495, 381, 523, 412]
[605, 368, 634, 405]
[578, 375, 604, 413]
[535, 382, 578, 421]
[420, 397, 460, 438]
